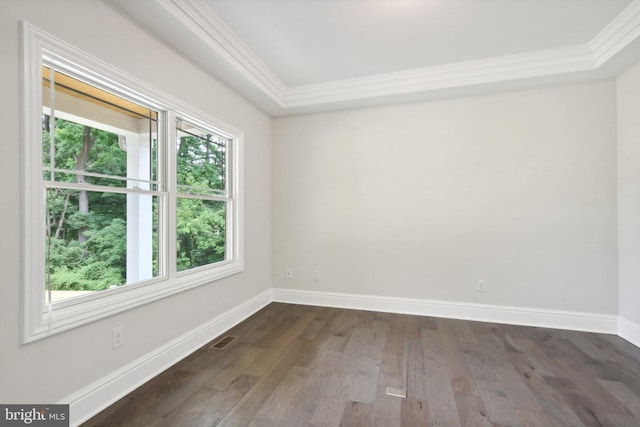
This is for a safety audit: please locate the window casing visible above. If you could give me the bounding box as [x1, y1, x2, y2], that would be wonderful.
[21, 23, 244, 343]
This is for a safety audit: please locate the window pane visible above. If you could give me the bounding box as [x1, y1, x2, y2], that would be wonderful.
[45, 188, 159, 304]
[176, 121, 227, 196]
[176, 198, 226, 272]
[42, 66, 158, 189]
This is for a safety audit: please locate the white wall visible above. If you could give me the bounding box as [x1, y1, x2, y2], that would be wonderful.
[0, 0, 270, 407]
[273, 81, 618, 316]
[617, 61, 640, 345]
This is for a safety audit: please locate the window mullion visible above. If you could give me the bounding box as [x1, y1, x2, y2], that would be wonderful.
[165, 110, 178, 280]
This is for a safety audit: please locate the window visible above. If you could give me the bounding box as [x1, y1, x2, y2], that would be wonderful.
[21, 24, 243, 343]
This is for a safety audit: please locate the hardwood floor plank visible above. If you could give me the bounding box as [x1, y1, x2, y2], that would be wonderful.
[437, 318, 479, 396]
[514, 408, 556, 427]
[350, 355, 382, 405]
[163, 375, 259, 427]
[597, 379, 640, 419]
[454, 394, 494, 427]
[356, 310, 377, 328]
[350, 321, 388, 404]
[245, 312, 317, 377]
[470, 323, 511, 364]
[599, 412, 640, 427]
[492, 361, 540, 412]
[338, 401, 372, 427]
[216, 339, 312, 427]
[156, 387, 216, 427]
[206, 347, 265, 391]
[405, 337, 427, 401]
[449, 319, 479, 345]
[370, 394, 401, 427]
[600, 335, 640, 365]
[278, 350, 342, 427]
[383, 314, 410, 355]
[323, 310, 360, 353]
[301, 319, 326, 341]
[251, 315, 296, 348]
[421, 328, 463, 426]
[461, 341, 499, 381]
[544, 375, 609, 427]
[508, 353, 586, 427]
[541, 338, 633, 416]
[476, 378, 522, 426]
[400, 398, 429, 427]
[561, 331, 615, 361]
[310, 327, 373, 427]
[370, 351, 402, 426]
[510, 337, 558, 377]
[249, 366, 311, 427]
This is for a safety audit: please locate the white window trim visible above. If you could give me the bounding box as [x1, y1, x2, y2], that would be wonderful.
[20, 22, 244, 344]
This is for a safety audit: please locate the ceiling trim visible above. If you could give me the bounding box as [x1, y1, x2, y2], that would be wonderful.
[590, 0, 640, 65]
[157, 0, 288, 105]
[283, 45, 596, 107]
[163, 0, 640, 109]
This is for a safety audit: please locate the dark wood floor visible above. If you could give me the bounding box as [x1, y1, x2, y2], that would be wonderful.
[84, 303, 640, 427]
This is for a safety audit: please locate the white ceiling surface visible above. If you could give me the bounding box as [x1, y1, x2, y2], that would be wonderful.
[108, 0, 640, 116]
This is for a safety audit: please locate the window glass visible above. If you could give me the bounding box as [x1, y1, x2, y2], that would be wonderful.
[176, 121, 227, 196]
[176, 121, 229, 272]
[176, 199, 226, 271]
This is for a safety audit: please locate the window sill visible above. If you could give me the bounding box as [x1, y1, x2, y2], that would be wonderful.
[23, 261, 244, 344]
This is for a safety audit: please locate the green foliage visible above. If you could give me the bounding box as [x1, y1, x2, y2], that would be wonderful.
[177, 134, 225, 194]
[177, 198, 226, 271]
[44, 117, 130, 291]
[47, 224, 125, 292]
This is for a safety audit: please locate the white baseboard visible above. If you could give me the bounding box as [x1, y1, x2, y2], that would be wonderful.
[619, 317, 640, 348]
[63, 289, 272, 426]
[271, 288, 619, 334]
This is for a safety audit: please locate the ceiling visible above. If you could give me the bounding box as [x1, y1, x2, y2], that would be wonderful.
[108, 0, 640, 116]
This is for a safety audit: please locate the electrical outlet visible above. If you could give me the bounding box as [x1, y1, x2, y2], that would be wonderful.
[477, 280, 486, 292]
[286, 268, 293, 279]
[313, 270, 320, 281]
[112, 326, 124, 349]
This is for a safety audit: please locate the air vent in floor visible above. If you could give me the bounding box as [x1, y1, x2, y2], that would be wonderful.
[210, 335, 237, 350]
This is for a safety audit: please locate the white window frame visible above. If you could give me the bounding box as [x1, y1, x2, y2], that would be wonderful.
[20, 22, 244, 344]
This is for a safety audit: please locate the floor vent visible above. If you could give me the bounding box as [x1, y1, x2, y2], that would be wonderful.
[385, 387, 407, 398]
[211, 335, 237, 350]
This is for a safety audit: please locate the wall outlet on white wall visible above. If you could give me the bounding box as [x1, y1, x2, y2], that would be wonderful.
[313, 270, 320, 281]
[286, 268, 293, 279]
[112, 326, 124, 349]
[477, 280, 487, 292]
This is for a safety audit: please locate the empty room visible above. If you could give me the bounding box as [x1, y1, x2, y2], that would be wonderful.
[1, 0, 640, 426]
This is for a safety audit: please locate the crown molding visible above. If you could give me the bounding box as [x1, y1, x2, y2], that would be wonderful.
[283, 45, 596, 108]
[590, 0, 640, 66]
[162, 0, 640, 110]
[157, 0, 288, 106]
